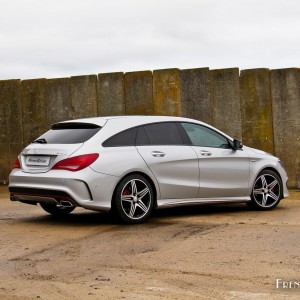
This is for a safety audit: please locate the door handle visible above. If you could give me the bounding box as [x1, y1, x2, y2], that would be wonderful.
[200, 150, 212, 156]
[151, 151, 166, 157]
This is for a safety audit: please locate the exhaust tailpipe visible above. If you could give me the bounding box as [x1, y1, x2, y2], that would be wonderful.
[59, 200, 74, 208]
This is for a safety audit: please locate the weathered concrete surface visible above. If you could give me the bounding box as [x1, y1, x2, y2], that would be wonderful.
[21, 79, 48, 147]
[270, 68, 300, 188]
[210, 68, 242, 139]
[0, 80, 22, 184]
[7, 81, 23, 183]
[124, 71, 153, 115]
[181, 68, 211, 124]
[71, 75, 97, 119]
[240, 69, 274, 153]
[98, 72, 125, 116]
[153, 69, 182, 116]
[46, 78, 72, 125]
[0, 186, 299, 300]
[0, 67, 300, 188]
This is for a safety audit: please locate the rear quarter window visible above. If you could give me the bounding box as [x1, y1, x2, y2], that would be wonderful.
[102, 127, 137, 147]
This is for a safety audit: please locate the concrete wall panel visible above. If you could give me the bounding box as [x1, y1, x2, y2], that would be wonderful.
[240, 69, 274, 153]
[21, 79, 47, 147]
[210, 68, 242, 139]
[153, 69, 182, 116]
[270, 68, 300, 188]
[180, 68, 211, 123]
[71, 75, 97, 119]
[0, 80, 22, 183]
[124, 71, 153, 115]
[98, 72, 125, 116]
[46, 78, 72, 125]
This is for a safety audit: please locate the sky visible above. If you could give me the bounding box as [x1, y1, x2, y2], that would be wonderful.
[0, 0, 299, 80]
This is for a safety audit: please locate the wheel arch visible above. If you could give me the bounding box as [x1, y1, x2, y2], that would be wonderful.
[262, 167, 284, 194]
[251, 167, 284, 198]
[251, 164, 281, 185]
[261, 167, 282, 181]
[111, 171, 158, 209]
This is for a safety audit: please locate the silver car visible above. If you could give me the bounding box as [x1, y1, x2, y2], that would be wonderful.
[9, 116, 289, 224]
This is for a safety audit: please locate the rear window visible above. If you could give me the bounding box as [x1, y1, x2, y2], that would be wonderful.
[33, 122, 101, 144]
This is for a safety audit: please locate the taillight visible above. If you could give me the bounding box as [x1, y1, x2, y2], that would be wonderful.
[13, 157, 21, 169]
[52, 154, 99, 172]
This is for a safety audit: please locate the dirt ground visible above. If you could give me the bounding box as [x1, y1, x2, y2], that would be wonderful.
[0, 186, 299, 300]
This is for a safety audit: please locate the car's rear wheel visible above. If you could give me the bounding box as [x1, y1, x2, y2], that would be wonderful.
[40, 202, 75, 216]
[248, 169, 283, 210]
[113, 174, 154, 224]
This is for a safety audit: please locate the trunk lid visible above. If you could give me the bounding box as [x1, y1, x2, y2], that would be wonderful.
[21, 143, 84, 173]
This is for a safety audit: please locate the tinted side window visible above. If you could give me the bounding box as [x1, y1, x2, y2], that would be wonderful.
[144, 123, 183, 145]
[136, 126, 150, 145]
[181, 123, 230, 148]
[103, 128, 137, 147]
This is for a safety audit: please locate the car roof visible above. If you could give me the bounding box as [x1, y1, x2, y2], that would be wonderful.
[58, 115, 233, 141]
[60, 115, 203, 127]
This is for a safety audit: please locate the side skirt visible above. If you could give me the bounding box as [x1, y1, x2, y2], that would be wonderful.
[157, 196, 251, 209]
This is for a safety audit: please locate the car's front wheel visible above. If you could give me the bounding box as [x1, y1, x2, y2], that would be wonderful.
[40, 202, 75, 216]
[248, 169, 283, 210]
[113, 174, 154, 224]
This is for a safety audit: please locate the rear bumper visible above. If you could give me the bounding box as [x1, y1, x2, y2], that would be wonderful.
[9, 187, 78, 208]
[9, 167, 119, 212]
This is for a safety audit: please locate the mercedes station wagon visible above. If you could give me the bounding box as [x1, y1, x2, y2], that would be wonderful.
[9, 116, 288, 224]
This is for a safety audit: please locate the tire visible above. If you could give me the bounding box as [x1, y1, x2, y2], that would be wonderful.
[40, 202, 75, 216]
[112, 174, 154, 224]
[248, 169, 283, 210]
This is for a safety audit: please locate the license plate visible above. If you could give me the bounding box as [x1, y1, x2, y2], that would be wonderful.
[26, 156, 50, 166]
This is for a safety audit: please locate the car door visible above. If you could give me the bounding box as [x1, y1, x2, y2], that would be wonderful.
[136, 122, 199, 200]
[180, 122, 250, 198]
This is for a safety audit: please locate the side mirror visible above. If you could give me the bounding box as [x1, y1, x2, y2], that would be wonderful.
[233, 139, 243, 150]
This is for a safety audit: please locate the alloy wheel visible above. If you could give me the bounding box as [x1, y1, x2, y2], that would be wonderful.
[120, 179, 152, 220]
[252, 173, 280, 208]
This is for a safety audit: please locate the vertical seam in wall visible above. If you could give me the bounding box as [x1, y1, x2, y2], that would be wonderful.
[123, 72, 126, 114]
[268, 70, 275, 155]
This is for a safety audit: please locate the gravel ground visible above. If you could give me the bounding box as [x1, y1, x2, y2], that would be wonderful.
[0, 186, 299, 300]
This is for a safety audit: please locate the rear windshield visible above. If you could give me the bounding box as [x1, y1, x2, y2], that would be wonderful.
[33, 122, 101, 144]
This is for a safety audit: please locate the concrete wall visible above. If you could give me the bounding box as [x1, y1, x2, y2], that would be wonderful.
[270, 69, 300, 188]
[240, 69, 274, 154]
[210, 68, 242, 139]
[0, 80, 22, 184]
[0, 67, 299, 188]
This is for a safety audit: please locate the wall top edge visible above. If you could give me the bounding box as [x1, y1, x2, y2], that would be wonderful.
[0, 67, 299, 82]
